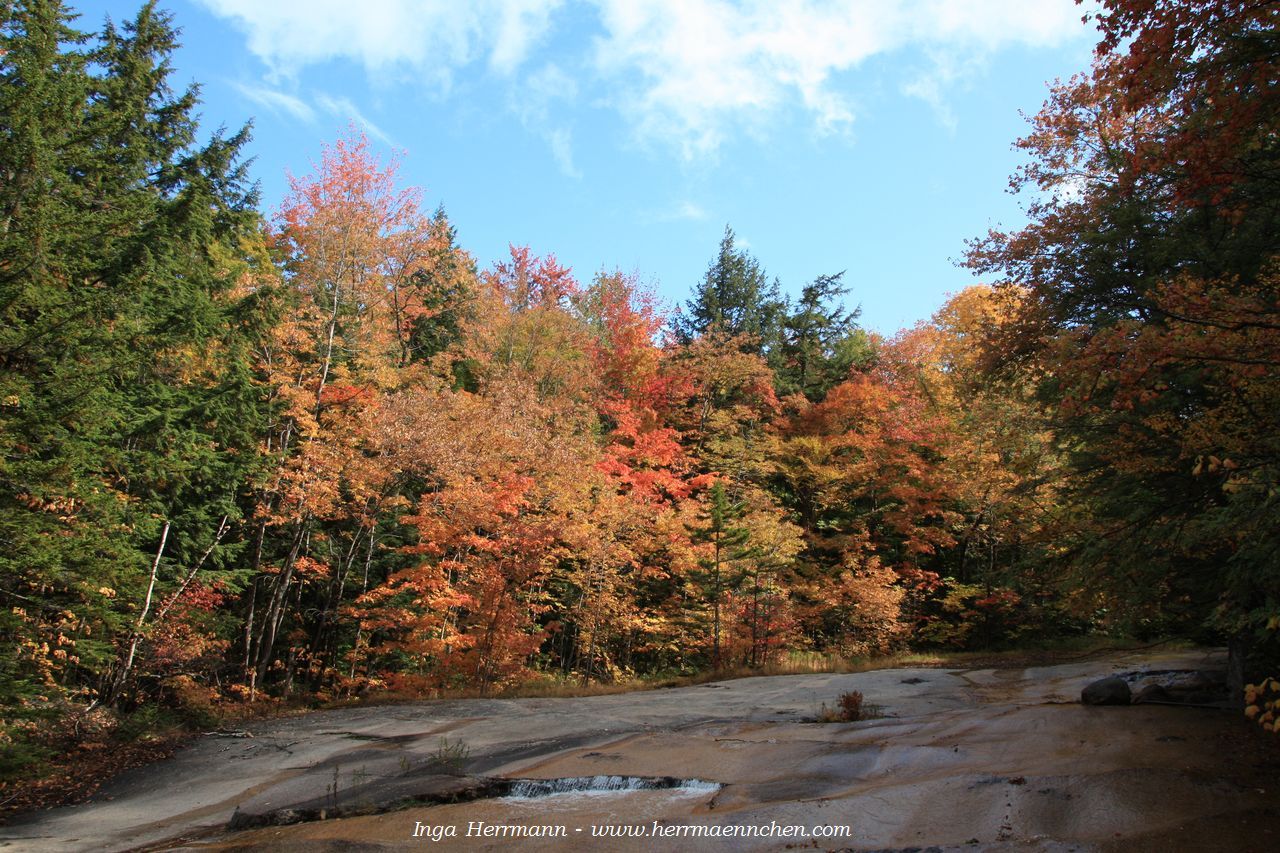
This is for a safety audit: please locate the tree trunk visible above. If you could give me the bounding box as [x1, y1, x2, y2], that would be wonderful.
[106, 521, 170, 705]
[1227, 631, 1249, 711]
[254, 519, 308, 685]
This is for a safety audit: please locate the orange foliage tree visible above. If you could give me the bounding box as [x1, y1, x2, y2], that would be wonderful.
[968, 0, 1279, 683]
[244, 132, 461, 691]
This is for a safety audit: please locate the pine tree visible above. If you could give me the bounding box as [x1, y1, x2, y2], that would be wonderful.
[0, 0, 104, 723]
[690, 482, 755, 669]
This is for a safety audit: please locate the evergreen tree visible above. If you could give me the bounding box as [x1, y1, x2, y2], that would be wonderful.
[406, 206, 478, 368]
[777, 272, 872, 400]
[0, 0, 271, 716]
[674, 225, 786, 356]
[0, 0, 104, 724]
[690, 482, 755, 669]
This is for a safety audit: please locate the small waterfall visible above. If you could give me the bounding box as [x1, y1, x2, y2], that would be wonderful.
[505, 775, 720, 799]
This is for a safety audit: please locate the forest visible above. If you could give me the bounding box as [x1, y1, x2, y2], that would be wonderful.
[1, 0, 1277, 784]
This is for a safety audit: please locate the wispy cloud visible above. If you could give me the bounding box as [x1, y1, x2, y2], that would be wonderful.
[198, 0, 564, 82]
[229, 84, 394, 146]
[232, 82, 316, 123]
[668, 200, 709, 221]
[511, 63, 582, 178]
[315, 94, 395, 146]
[900, 49, 990, 134]
[638, 199, 710, 225]
[490, 0, 565, 74]
[590, 0, 1090, 158]
[201, 0, 1095, 159]
[675, 200, 708, 221]
[545, 128, 581, 179]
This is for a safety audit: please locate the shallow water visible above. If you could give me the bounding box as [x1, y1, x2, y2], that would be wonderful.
[504, 775, 720, 800]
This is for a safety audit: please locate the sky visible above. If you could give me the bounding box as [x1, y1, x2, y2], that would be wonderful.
[88, 0, 1102, 334]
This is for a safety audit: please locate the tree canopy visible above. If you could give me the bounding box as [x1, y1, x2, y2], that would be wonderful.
[3, 0, 1278, 782]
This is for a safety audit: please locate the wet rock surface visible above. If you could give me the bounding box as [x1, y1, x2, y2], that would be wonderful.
[1081, 676, 1131, 706]
[4, 648, 1276, 852]
[1081, 669, 1229, 707]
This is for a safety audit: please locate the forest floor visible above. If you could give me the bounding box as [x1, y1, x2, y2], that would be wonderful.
[3, 647, 1277, 852]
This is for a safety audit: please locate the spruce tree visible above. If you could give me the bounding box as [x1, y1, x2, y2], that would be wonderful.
[691, 482, 756, 669]
[0, 0, 271, 720]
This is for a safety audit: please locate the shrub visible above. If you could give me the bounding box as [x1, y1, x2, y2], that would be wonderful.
[1245, 678, 1280, 733]
[815, 690, 883, 723]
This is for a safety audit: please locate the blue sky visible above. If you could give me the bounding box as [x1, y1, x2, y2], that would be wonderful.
[90, 0, 1100, 333]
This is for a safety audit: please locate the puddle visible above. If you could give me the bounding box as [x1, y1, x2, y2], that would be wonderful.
[224, 774, 720, 831]
[505, 775, 719, 800]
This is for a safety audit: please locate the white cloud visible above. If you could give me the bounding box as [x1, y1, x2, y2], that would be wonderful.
[197, 0, 564, 81]
[590, 0, 1091, 157]
[673, 200, 708, 221]
[314, 94, 396, 146]
[511, 63, 582, 178]
[902, 72, 957, 132]
[201, 0, 1094, 158]
[900, 49, 990, 134]
[229, 85, 393, 145]
[232, 83, 316, 123]
[545, 128, 582, 179]
[491, 0, 565, 74]
[638, 199, 710, 224]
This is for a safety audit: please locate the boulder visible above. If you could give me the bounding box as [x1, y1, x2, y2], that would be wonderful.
[1130, 670, 1227, 706]
[1081, 676, 1131, 705]
[1131, 683, 1173, 704]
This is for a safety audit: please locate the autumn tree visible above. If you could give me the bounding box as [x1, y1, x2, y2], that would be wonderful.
[244, 132, 459, 692]
[773, 357, 962, 653]
[460, 245, 595, 403]
[577, 270, 694, 503]
[664, 333, 780, 484]
[885, 290, 1075, 647]
[357, 369, 605, 692]
[891, 288, 1060, 589]
[968, 0, 1279, 677]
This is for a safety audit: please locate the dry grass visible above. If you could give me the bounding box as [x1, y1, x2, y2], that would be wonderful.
[329, 638, 1166, 707]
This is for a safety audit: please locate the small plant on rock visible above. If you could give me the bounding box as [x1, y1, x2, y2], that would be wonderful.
[816, 690, 884, 722]
[839, 690, 865, 720]
[428, 737, 471, 774]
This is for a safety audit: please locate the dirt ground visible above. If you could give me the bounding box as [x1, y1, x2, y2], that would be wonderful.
[3, 648, 1276, 852]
